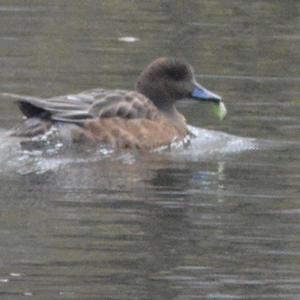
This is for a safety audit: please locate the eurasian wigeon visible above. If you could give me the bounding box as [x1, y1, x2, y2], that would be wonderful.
[4, 57, 224, 150]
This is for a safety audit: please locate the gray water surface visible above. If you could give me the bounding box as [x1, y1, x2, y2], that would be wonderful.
[0, 1, 300, 299]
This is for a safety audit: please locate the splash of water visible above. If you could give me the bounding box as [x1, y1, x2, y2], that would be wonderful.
[0, 126, 258, 174]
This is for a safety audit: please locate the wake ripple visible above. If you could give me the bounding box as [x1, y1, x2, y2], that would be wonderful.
[0, 126, 260, 174]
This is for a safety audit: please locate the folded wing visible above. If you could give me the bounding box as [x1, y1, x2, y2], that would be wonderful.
[3, 88, 159, 125]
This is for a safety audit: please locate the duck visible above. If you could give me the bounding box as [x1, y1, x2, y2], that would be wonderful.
[3, 57, 223, 150]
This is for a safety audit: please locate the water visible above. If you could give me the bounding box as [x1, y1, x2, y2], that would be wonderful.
[0, 1, 299, 299]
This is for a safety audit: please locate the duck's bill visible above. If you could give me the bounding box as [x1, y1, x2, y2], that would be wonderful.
[192, 83, 226, 120]
[191, 83, 222, 104]
[211, 101, 227, 120]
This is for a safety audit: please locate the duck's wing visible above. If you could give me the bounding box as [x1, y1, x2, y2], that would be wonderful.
[2, 91, 95, 123]
[87, 91, 159, 120]
[3, 88, 159, 124]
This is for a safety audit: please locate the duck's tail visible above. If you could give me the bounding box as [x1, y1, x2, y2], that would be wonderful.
[2, 93, 51, 119]
[2, 92, 41, 101]
[2, 93, 53, 137]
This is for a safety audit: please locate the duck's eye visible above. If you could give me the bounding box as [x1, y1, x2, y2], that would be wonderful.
[165, 65, 189, 81]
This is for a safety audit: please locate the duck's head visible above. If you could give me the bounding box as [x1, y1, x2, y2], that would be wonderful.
[136, 57, 224, 117]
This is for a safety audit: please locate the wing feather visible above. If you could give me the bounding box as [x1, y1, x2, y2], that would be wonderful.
[2, 89, 159, 124]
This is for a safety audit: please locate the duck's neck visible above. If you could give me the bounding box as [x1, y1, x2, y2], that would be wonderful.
[160, 105, 188, 136]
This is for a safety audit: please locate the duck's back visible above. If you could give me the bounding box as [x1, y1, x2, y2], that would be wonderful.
[10, 88, 157, 121]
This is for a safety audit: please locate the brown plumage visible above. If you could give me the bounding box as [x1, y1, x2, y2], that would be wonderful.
[4, 57, 222, 150]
